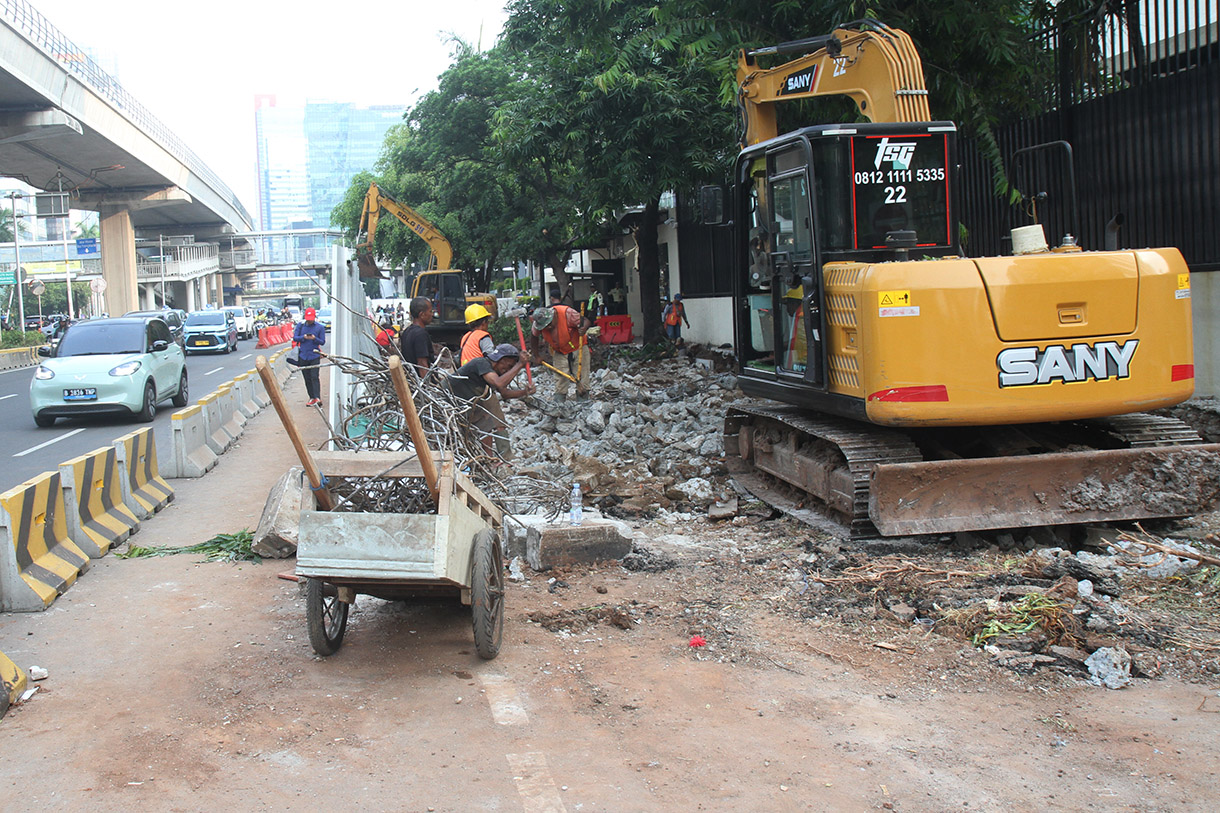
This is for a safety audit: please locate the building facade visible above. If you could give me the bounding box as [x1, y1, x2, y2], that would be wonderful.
[254, 96, 404, 234]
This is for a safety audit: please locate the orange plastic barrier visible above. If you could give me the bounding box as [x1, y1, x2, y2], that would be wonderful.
[255, 327, 270, 349]
[596, 315, 634, 344]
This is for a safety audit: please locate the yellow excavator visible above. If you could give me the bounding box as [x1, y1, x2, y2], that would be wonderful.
[355, 182, 496, 345]
[707, 20, 1219, 537]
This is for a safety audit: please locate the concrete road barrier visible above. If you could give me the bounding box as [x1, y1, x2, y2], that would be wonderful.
[233, 373, 260, 418]
[0, 346, 38, 372]
[249, 367, 270, 409]
[1, 649, 28, 717]
[166, 405, 218, 478]
[217, 385, 247, 440]
[198, 391, 233, 455]
[0, 471, 91, 611]
[59, 447, 140, 558]
[112, 428, 174, 520]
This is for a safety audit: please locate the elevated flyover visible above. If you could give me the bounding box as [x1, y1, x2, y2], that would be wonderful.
[0, 1, 254, 315]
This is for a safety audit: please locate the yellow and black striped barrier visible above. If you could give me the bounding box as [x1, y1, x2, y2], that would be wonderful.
[0, 471, 91, 612]
[1, 649, 28, 717]
[112, 428, 175, 520]
[58, 447, 140, 558]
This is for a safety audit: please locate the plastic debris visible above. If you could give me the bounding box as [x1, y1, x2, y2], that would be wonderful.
[689, 635, 707, 648]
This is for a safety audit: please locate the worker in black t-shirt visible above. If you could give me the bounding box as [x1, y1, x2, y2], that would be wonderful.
[399, 296, 436, 375]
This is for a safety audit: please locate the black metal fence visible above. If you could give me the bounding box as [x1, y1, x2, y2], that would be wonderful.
[959, 1, 1219, 271]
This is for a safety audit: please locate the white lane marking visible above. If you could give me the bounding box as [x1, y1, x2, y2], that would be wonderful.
[203, 367, 224, 376]
[479, 673, 530, 726]
[0, 393, 17, 401]
[14, 427, 86, 457]
[240, 354, 253, 360]
[505, 753, 567, 813]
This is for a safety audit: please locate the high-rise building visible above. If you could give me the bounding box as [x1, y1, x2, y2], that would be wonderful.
[254, 96, 404, 231]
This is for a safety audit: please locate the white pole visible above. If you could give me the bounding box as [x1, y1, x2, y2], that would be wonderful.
[159, 234, 166, 308]
[63, 215, 73, 319]
[12, 193, 24, 331]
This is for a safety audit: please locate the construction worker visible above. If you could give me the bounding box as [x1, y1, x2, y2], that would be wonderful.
[609, 282, 626, 315]
[447, 343, 534, 458]
[374, 320, 400, 350]
[529, 304, 591, 399]
[662, 293, 691, 343]
[460, 303, 495, 365]
[399, 296, 435, 375]
[586, 286, 605, 318]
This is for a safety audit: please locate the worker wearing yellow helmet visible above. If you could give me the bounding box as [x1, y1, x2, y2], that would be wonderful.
[460, 303, 496, 365]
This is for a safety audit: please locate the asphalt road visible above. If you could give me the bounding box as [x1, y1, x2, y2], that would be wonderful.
[0, 337, 270, 495]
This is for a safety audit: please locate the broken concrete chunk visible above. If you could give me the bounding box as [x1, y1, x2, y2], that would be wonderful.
[888, 603, 917, 623]
[252, 467, 304, 559]
[708, 497, 739, 521]
[526, 521, 634, 571]
[1086, 646, 1132, 689]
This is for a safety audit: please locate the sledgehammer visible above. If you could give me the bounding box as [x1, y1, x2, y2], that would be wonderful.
[506, 306, 534, 388]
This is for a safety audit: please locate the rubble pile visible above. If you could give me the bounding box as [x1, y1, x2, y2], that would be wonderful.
[507, 347, 743, 517]
[789, 528, 1220, 683]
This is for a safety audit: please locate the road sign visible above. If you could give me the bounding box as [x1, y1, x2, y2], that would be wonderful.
[29, 279, 46, 296]
[90, 277, 107, 294]
[76, 237, 99, 255]
[0, 270, 15, 285]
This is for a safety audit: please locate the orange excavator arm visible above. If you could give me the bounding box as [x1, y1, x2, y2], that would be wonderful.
[356, 181, 453, 273]
[736, 20, 931, 147]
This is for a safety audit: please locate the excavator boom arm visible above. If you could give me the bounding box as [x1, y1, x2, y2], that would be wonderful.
[356, 182, 453, 270]
[737, 21, 931, 147]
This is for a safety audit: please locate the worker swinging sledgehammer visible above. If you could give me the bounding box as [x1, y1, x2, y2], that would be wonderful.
[529, 305, 591, 400]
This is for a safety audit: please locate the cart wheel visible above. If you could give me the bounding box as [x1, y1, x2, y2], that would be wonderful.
[306, 578, 348, 656]
[471, 529, 504, 660]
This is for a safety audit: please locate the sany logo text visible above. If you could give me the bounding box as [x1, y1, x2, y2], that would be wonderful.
[997, 340, 1138, 387]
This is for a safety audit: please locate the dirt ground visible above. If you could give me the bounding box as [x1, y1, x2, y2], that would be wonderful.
[3, 372, 1220, 812]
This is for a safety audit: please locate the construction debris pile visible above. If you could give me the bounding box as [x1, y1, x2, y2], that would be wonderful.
[787, 526, 1220, 684]
[507, 346, 742, 517]
[320, 351, 570, 519]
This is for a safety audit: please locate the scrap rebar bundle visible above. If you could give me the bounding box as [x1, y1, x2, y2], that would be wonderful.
[315, 351, 569, 520]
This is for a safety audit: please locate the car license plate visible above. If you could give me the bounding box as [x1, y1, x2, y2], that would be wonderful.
[63, 388, 97, 401]
[192, 339, 209, 346]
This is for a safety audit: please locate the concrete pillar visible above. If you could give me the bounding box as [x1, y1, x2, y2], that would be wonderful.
[142, 284, 157, 309]
[99, 206, 139, 316]
[185, 278, 196, 313]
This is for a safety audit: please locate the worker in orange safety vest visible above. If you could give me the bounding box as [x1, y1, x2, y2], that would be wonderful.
[460, 303, 496, 365]
[529, 304, 591, 399]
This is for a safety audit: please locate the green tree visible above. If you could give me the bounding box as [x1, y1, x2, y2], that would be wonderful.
[500, 0, 735, 340]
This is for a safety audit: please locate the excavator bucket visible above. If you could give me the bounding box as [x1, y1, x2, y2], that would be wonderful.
[868, 444, 1220, 536]
[356, 250, 384, 279]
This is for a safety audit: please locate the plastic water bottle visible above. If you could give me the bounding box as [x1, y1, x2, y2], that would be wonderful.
[569, 483, 583, 526]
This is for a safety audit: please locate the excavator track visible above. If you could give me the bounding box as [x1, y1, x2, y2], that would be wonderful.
[726, 403, 1220, 538]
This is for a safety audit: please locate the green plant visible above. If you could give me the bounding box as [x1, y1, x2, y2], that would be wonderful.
[1, 330, 46, 349]
[119, 529, 259, 563]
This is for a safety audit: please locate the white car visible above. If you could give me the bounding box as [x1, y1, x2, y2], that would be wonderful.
[223, 306, 253, 339]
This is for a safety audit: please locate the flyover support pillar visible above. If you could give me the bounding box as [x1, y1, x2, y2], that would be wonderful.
[99, 206, 139, 316]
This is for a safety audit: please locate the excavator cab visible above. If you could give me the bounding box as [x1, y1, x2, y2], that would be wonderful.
[731, 121, 959, 415]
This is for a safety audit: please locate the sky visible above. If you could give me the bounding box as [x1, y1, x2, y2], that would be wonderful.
[30, 0, 510, 222]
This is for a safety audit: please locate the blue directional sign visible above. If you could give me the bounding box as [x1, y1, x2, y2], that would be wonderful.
[76, 237, 99, 255]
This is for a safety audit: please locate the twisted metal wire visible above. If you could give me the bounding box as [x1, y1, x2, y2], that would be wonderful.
[313, 350, 568, 521]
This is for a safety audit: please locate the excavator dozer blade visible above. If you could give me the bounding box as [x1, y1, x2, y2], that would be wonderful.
[356, 252, 385, 279]
[869, 444, 1220, 536]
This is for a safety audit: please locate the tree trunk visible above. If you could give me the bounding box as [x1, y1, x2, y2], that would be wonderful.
[547, 249, 573, 305]
[634, 198, 662, 342]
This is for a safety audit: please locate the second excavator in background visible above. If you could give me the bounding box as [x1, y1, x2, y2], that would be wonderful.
[355, 181, 497, 346]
